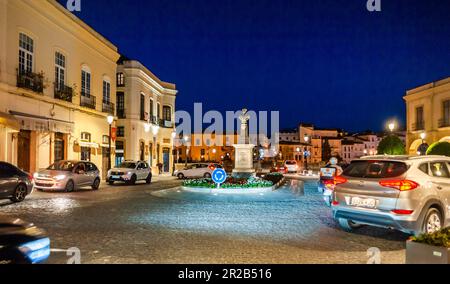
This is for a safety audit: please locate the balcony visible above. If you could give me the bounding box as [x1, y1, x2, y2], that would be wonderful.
[80, 93, 96, 110]
[117, 108, 126, 119]
[412, 121, 425, 131]
[17, 70, 44, 93]
[102, 101, 115, 115]
[54, 83, 73, 103]
[439, 118, 450, 128]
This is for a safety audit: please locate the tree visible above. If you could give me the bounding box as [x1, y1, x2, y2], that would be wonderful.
[426, 142, 450, 157]
[377, 135, 406, 155]
[322, 139, 332, 162]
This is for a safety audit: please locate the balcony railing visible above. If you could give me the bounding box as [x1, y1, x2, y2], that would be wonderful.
[54, 83, 73, 103]
[117, 108, 126, 119]
[80, 93, 96, 110]
[412, 121, 425, 131]
[17, 70, 44, 93]
[102, 101, 115, 115]
[160, 119, 173, 128]
[439, 118, 450, 128]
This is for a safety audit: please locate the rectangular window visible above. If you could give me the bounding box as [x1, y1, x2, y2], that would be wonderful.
[55, 52, 65, 89]
[150, 99, 154, 119]
[443, 100, 450, 126]
[157, 103, 161, 119]
[140, 94, 146, 121]
[117, 92, 125, 118]
[81, 70, 91, 97]
[19, 33, 34, 74]
[117, 126, 125, 137]
[117, 73, 124, 86]
[415, 106, 424, 130]
[163, 105, 172, 121]
[103, 81, 111, 103]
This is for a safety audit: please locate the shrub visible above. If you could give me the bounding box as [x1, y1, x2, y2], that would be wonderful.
[377, 135, 406, 155]
[426, 142, 450, 157]
[410, 227, 450, 248]
[182, 177, 273, 189]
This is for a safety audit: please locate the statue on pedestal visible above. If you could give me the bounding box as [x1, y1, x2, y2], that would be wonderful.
[233, 108, 255, 177]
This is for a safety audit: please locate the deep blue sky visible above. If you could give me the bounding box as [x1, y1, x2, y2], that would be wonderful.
[59, 0, 450, 132]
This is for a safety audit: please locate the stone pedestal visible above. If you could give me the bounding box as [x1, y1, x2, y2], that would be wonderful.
[232, 144, 255, 178]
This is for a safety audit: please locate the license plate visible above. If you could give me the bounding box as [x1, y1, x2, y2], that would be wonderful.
[111, 175, 120, 179]
[350, 197, 377, 209]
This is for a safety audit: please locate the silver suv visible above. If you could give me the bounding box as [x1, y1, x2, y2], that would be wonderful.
[107, 161, 152, 185]
[331, 155, 450, 236]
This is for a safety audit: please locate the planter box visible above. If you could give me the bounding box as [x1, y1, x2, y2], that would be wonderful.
[406, 240, 450, 264]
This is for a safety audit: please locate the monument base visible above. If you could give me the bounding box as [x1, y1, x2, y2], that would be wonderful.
[233, 144, 255, 179]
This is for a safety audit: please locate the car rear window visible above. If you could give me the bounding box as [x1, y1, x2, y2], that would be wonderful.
[285, 161, 297, 165]
[343, 160, 408, 178]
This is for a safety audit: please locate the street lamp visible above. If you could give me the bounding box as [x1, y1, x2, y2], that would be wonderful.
[303, 135, 310, 171]
[388, 122, 396, 133]
[171, 130, 176, 175]
[107, 115, 114, 171]
[420, 132, 426, 142]
[183, 135, 190, 168]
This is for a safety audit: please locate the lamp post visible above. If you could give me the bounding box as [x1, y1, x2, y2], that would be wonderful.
[184, 135, 189, 168]
[152, 125, 160, 173]
[107, 115, 114, 171]
[303, 134, 310, 171]
[212, 148, 217, 162]
[171, 130, 176, 175]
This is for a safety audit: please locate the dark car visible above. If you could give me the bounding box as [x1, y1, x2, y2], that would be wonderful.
[0, 217, 50, 264]
[0, 162, 33, 202]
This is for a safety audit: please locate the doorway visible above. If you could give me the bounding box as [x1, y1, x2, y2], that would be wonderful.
[54, 132, 65, 162]
[18, 130, 31, 172]
[139, 141, 145, 161]
[163, 148, 170, 173]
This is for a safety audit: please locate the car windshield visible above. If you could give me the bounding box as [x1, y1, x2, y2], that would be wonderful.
[285, 161, 297, 165]
[343, 160, 408, 179]
[118, 162, 136, 169]
[47, 161, 76, 171]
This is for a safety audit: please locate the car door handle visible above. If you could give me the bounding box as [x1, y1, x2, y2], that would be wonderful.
[437, 186, 443, 190]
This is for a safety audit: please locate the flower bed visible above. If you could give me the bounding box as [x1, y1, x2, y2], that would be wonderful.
[183, 176, 273, 189]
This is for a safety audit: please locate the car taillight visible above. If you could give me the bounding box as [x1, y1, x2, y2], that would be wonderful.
[29, 174, 34, 181]
[391, 209, 414, 215]
[379, 180, 419, 191]
[334, 176, 347, 185]
[332, 201, 340, 206]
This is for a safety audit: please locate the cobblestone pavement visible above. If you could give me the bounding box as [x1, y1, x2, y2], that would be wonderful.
[0, 177, 408, 264]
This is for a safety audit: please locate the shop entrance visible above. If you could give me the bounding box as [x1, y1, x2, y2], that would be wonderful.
[163, 148, 170, 173]
[18, 130, 31, 172]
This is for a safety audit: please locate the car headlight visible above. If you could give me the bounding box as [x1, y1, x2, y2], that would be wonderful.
[33, 173, 39, 179]
[54, 175, 66, 181]
[19, 238, 51, 264]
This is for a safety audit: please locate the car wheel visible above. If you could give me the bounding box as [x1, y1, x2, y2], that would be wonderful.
[177, 173, 185, 180]
[422, 208, 443, 234]
[10, 184, 27, 203]
[337, 218, 362, 232]
[146, 174, 152, 184]
[128, 174, 137, 185]
[91, 178, 100, 190]
[65, 180, 75, 192]
[204, 173, 212, 178]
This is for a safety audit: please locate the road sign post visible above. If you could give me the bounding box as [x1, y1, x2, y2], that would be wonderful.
[212, 168, 227, 189]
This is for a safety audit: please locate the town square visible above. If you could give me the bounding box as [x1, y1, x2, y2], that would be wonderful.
[0, 0, 450, 269]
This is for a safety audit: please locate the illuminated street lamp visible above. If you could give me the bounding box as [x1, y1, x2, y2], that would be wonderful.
[107, 115, 114, 171]
[303, 135, 310, 171]
[418, 132, 429, 156]
[183, 135, 190, 168]
[171, 130, 176, 174]
[388, 122, 396, 133]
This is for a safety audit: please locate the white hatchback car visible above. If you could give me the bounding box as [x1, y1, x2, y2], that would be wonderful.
[174, 163, 223, 179]
[107, 161, 152, 185]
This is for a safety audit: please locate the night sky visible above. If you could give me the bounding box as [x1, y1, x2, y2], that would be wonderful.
[59, 0, 450, 132]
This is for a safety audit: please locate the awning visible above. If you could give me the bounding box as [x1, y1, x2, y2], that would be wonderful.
[9, 111, 74, 134]
[0, 111, 20, 131]
[75, 140, 99, 149]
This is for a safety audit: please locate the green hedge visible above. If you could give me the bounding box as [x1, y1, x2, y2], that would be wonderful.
[426, 142, 450, 157]
[410, 227, 450, 248]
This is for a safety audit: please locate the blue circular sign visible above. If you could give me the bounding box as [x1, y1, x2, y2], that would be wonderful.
[212, 168, 227, 185]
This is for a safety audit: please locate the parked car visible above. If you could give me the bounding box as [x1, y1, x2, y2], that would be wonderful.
[34, 161, 101, 192]
[0, 217, 50, 264]
[174, 163, 222, 179]
[284, 160, 299, 173]
[107, 160, 152, 185]
[270, 162, 287, 174]
[318, 166, 345, 206]
[332, 155, 450, 236]
[0, 162, 33, 203]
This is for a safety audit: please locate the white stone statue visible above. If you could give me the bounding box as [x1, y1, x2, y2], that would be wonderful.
[239, 108, 251, 144]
